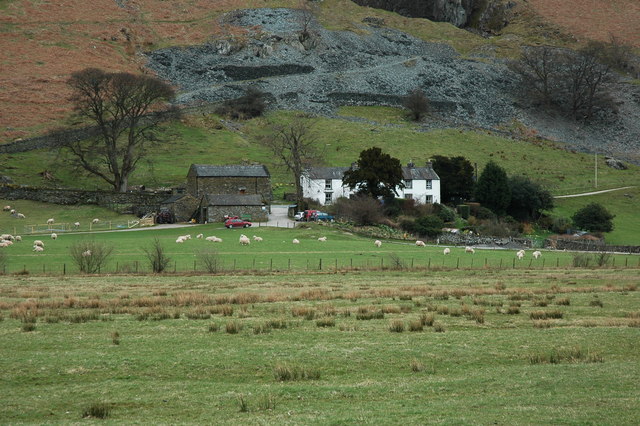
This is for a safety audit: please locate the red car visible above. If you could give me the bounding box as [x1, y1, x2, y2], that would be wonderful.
[224, 218, 252, 228]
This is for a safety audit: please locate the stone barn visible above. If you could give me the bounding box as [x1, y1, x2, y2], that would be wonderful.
[186, 164, 271, 201]
[202, 194, 268, 223]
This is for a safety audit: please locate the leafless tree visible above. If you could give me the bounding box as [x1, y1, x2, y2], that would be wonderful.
[66, 68, 177, 192]
[297, 0, 319, 46]
[69, 240, 114, 274]
[403, 88, 429, 121]
[259, 114, 323, 208]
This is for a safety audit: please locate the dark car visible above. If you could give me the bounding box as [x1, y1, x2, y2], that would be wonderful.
[313, 212, 335, 222]
[224, 218, 252, 228]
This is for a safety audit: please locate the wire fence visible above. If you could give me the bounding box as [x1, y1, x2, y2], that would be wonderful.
[2, 253, 639, 276]
[14, 221, 142, 235]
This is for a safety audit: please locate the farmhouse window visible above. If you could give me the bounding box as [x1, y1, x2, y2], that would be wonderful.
[405, 193, 413, 200]
[425, 195, 433, 203]
[325, 179, 332, 190]
[325, 192, 333, 204]
[404, 179, 413, 189]
[426, 180, 432, 189]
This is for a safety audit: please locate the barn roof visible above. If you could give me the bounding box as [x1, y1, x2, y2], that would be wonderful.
[189, 164, 270, 178]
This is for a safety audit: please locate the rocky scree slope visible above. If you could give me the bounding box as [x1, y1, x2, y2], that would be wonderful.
[145, 8, 640, 163]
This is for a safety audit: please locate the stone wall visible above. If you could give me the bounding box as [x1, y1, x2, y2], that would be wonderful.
[544, 239, 640, 254]
[0, 126, 100, 153]
[0, 185, 169, 216]
[190, 176, 272, 200]
[438, 232, 532, 248]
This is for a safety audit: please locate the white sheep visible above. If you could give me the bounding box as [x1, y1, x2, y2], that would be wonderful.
[51, 233, 57, 240]
[205, 236, 222, 242]
[415, 240, 426, 247]
[318, 236, 327, 242]
[3, 205, 11, 211]
[465, 246, 475, 254]
[239, 235, 251, 245]
[33, 245, 44, 252]
[47, 218, 54, 225]
[532, 250, 542, 259]
[292, 239, 300, 244]
[74, 222, 80, 228]
[82, 250, 92, 257]
[15, 236, 21, 242]
[516, 251, 524, 260]
[0, 241, 10, 248]
[253, 235, 263, 242]
[33, 240, 44, 247]
[16, 213, 25, 219]
[9, 209, 15, 215]
[1, 234, 13, 241]
[196, 234, 204, 239]
[443, 247, 451, 255]
[176, 237, 186, 243]
[374, 240, 382, 248]
[92, 218, 100, 224]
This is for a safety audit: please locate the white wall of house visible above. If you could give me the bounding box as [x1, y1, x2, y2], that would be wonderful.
[301, 175, 353, 205]
[302, 175, 441, 206]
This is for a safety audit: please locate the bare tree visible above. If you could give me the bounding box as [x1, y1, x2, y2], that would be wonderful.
[69, 240, 114, 274]
[143, 238, 172, 273]
[66, 68, 177, 192]
[510, 46, 562, 105]
[297, 0, 319, 47]
[259, 114, 322, 208]
[403, 88, 429, 121]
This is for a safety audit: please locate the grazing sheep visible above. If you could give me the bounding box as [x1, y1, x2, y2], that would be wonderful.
[318, 236, 327, 242]
[415, 240, 426, 247]
[47, 218, 54, 225]
[196, 234, 204, 239]
[516, 251, 524, 260]
[82, 250, 92, 257]
[33, 240, 44, 247]
[33, 245, 44, 252]
[465, 246, 475, 254]
[16, 213, 25, 219]
[239, 235, 251, 245]
[374, 240, 382, 248]
[532, 250, 542, 259]
[176, 237, 186, 243]
[15, 236, 21, 242]
[0, 241, 10, 248]
[74, 222, 80, 228]
[3, 205, 11, 211]
[292, 239, 300, 244]
[51, 233, 57, 240]
[1, 234, 13, 241]
[443, 247, 451, 255]
[9, 209, 15, 215]
[253, 235, 263, 242]
[92, 218, 100, 224]
[205, 236, 222, 243]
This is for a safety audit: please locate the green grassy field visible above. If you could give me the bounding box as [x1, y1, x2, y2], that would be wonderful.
[1, 268, 638, 423]
[0, 217, 638, 275]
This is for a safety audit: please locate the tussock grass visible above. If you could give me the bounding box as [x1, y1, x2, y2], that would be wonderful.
[532, 320, 553, 328]
[388, 319, 405, 332]
[506, 305, 521, 315]
[420, 313, 435, 326]
[273, 363, 320, 382]
[111, 330, 120, 345]
[82, 402, 111, 419]
[408, 319, 423, 331]
[556, 297, 571, 306]
[589, 299, 604, 308]
[316, 317, 336, 327]
[208, 323, 219, 333]
[410, 358, 424, 372]
[528, 347, 604, 364]
[433, 323, 445, 333]
[225, 321, 242, 334]
[530, 310, 564, 320]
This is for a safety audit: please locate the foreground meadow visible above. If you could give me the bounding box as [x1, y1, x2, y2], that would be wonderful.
[1, 268, 638, 424]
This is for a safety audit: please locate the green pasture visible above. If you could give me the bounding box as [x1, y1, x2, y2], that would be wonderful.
[0, 269, 638, 423]
[4, 110, 638, 198]
[0, 220, 637, 275]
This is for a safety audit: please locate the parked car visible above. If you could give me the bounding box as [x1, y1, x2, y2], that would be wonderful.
[224, 218, 252, 228]
[302, 209, 318, 221]
[294, 211, 304, 221]
[313, 212, 335, 222]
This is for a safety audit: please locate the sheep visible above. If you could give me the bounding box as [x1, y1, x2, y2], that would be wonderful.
[184, 234, 192, 240]
[92, 218, 100, 224]
[415, 240, 426, 247]
[465, 246, 475, 254]
[205, 236, 222, 243]
[318, 236, 327, 242]
[51, 233, 57, 240]
[196, 234, 204, 239]
[82, 250, 92, 257]
[443, 247, 451, 255]
[253, 235, 263, 242]
[47, 218, 54, 225]
[532, 250, 542, 259]
[15, 236, 21, 242]
[239, 235, 251, 245]
[516, 251, 524, 260]
[176, 237, 186, 243]
[33, 240, 44, 247]
[292, 239, 300, 244]
[3, 205, 11, 211]
[374, 240, 382, 248]
[9, 209, 15, 215]
[0, 241, 10, 248]
[1, 234, 13, 241]
[74, 222, 80, 228]
[33, 245, 44, 252]
[16, 213, 25, 219]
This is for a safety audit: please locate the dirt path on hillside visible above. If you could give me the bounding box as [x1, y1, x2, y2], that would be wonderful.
[554, 186, 636, 198]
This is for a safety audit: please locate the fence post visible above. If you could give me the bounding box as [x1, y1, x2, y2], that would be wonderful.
[625, 258, 628, 267]
[174, 261, 177, 273]
[63, 263, 66, 275]
[471, 258, 473, 268]
[116, 262, 119, 273]
[512, 258, 516, 269]
[542, 258, 545, 269]
[381, 257, 384, 269]
[428, 258, 431, 269]
[456, 258, 459, 269]
[319, 258, 322, 270]
[253, 258, 256, 270]
[500, 259, 503, 269]
[485, 258, 487, 267]
[411, 258, 414, 269]
[288, 258, 291, 270]
[135, 261, 138, 273]
[270, 258, 273, 271]
[233, 259, 236, 270]
[556, 258, 559, 267]
[335, 258, 338, 271]
[194, 260, 196, 271]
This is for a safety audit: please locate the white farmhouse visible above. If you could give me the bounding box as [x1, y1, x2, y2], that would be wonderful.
[302, 162, 441, 206]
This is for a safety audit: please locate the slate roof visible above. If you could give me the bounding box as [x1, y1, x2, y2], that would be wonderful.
[161, 194, 192, 204]
[189, 164, 270, 178]
[305, 166, 439, 180]
[205, 194, 264, 206]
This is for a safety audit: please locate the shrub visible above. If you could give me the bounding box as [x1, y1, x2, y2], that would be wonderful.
[551, 216, 572, 234]
[410, 358, 424, 372]
[433, 323, 445, 333]
[589, 299, 604, 308]
[69, 240, 114, 274]
[408, 319, 424, 332]
[556, 298, 571, 306]
[225, 321, 242, 334]
[572, 254, 592, 268]
[111, 331, 120, 345]
[198, 249, 220, 273]
[316, 317, 335, 327]
[403, 88, 429, 121]
[143, 238, 172, 273]
[420, 313, 435, 326]
[412, 215, 445, 238]
[572, 203, 615, 233]
[528, 347, 603, 364]
[433, 203, 456, 223]
[594, 252, 612, 267]
[208, 323, 219, 333]
[273, 363, 320, 381]
[332, 195, 384, 225]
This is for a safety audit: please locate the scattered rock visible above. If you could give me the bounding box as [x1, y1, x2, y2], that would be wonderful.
[605, 157, 627, 169]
